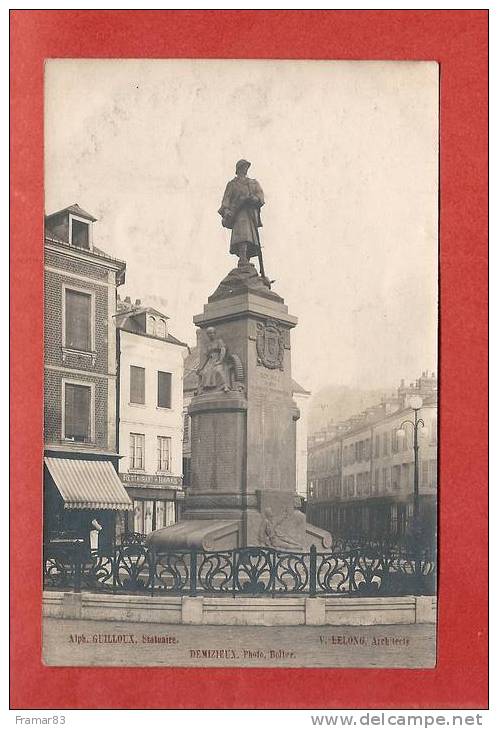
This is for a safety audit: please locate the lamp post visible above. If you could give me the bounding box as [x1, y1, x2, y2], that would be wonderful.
[397, 395, 424, 536]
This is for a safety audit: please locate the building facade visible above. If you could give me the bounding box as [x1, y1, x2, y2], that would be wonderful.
[43, 204, 133, 550]
[307, 373, 437, 541]
[115, 297, 187, 537]
[292, 383, 311, 500]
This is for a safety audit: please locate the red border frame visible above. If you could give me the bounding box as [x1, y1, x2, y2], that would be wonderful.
[10, 10, 488, 709]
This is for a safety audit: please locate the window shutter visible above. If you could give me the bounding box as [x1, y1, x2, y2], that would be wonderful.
[157, 371, 172, 408]
[130, 366, 145, 404]
[65, 384, 91, 440]
[65, 290, 91, 351]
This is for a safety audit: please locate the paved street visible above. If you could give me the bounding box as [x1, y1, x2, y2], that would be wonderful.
[43, 617, 436, 668]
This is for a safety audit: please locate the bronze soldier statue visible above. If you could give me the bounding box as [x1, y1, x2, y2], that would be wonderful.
[218, 159, 266, 277]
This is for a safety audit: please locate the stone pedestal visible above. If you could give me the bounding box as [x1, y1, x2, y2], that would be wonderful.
[147, 264, 331, 552]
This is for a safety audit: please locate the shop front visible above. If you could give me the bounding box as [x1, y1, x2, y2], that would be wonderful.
[119, 472, 183, 539]
[44, 456, 134, 551]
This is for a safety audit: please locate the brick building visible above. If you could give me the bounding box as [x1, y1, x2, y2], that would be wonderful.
[115, 296, 188, 537]
[43, 204, 132, 549]
[307, 373, 437, 541]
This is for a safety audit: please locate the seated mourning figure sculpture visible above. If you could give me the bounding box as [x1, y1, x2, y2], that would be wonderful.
[196, 326, 244, 394]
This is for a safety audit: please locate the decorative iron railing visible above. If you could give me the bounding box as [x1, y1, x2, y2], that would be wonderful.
[43, 541, 436, 598]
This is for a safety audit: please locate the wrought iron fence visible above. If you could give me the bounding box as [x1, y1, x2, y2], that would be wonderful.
[43, 541, 436, 598]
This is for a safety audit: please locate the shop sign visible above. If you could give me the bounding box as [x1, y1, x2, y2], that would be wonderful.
[120, 472, 183, 489]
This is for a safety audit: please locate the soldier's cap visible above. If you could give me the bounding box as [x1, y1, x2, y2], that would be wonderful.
[235, 159, 251, 173]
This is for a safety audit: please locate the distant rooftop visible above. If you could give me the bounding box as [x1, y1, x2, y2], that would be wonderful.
[309, 371, 438, 447]
[115, 296, 187, 348]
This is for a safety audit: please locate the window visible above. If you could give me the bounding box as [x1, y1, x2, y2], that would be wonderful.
[358, 472, 370, 496]
[130, 433, 145, 470]
[130, 366, 145, 404]
[402, 463, 410, 490]
[391, 465, 401, 491]
[374, 434, 380, 457]
[391, 427, 399, 453]
[64, 383, 91, 442]
[158, 371, 172, 408]
[71, 219, 89, 249]
[333, 476, 340, 496]
[349, 475, 355, 497]
[401, 425, 409, 451]
[327, 477, 333, 497]
[156, 500, 175, 528]
[183, 413, 190, 443]
[134, 499, 176, 534]
[65, 289, 92, 351]
[383, 432, 389, 456]
[157, 436, 172, 472]
[156, 319, 166, 338]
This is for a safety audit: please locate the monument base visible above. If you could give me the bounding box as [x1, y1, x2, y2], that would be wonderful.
[146, 519, 240, 551]
[145, 501, 332, 552]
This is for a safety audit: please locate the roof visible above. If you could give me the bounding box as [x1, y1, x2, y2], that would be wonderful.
[116, 305, 170, 321]
[45, 203, 97, 222]
[45, 457, 133, 511]
[115, 306, 187, 347]
[45, 234, 126, 270]
[292, 379, 311, 395]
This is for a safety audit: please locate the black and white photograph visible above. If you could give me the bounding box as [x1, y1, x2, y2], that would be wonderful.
[42, 59, 438, 668]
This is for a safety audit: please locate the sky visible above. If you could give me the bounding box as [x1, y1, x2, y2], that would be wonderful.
[45, 59, 438, 395]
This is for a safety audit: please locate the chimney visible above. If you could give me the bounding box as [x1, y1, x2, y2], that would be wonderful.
[135, 299, 141, 306]
[124, 296, 131, 304]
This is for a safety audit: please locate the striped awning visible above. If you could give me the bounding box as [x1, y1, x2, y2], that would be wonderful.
[45, 457, 133, 511]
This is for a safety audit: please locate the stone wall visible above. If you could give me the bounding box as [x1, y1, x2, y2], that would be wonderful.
[43, 591, 437, 627]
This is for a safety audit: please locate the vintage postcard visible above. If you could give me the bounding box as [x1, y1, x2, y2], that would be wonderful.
[41, 58, 438, 669]
[10, 9, 489, 712]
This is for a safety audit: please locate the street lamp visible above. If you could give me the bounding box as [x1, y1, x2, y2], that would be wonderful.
[397, 395, 424, 536]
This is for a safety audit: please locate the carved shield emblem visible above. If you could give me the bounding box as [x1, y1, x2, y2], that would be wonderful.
[256, 320, 284, 370]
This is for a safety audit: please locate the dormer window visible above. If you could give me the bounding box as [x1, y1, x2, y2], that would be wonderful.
[45, 204, 97, 247]
[156, 318, 166, 338]
[69, 213, 93, 250]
